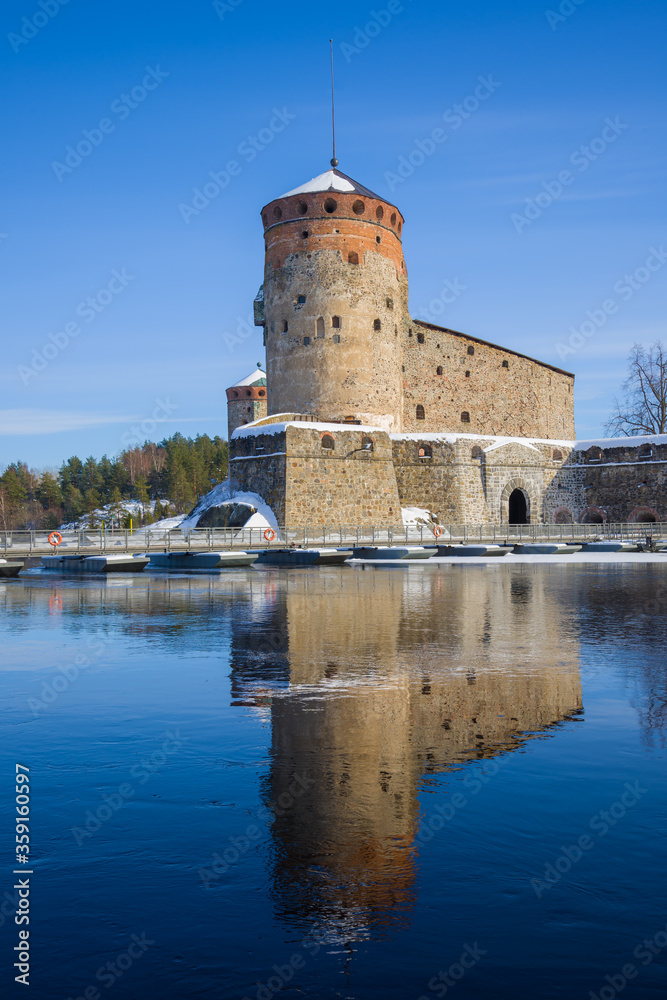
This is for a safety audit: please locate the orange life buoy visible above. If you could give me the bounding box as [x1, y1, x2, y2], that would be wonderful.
[264, 528, 276, 541]
[433, 526, 443, 538]
[48, 531, 63, 546]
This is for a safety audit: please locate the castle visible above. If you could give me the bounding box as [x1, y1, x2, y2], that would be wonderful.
[225, 167, 665, 527]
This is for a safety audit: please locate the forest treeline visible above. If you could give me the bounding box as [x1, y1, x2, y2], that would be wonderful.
[0, 433, 228, 530]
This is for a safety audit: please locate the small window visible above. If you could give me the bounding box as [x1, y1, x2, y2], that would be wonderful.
[376, 206, 384, 220]
[417, 333, 425, 344]
[352, 200, 365, 215]
[273, 206, 282, 220]
[418, 444, 432, 458]
[301, 230, 309, 239]
[303, 336, 310, 345]
[386, 297, 394, 309]
[297, 201, 308, 215]
[324, 198, 337, 214]
[465, 370, 470, 378]
[282, 321, 288, 333]
[232, 390, 238, 398]
[502, 360, 509, 368]
[436, 366, 443, 376]
[552, 448, 563, 461]
[332, 316, 341, 328]
[245, 389, 252, 397]
[321, 434, 335, 450]
[390, 212, 397, 225]
[361, 436, 374, 451]
[333, 334, 341, 344]
[373, 319, 381, 331]
[638, 444, 653, 460]
[317, 317, 324, 337]
[397, 221, 402, 234]
[416, 405, 425, 421]
[348, 251, 359, 265]
[408, 329, 413, 337]
[467, 345, 475, 356]
[461, 411, 470, 423]
[471, 446, 483, 459]
[587, 446, 602, 463]
[376, 235, 381, 244]
[258, 389, 266, 397]
[297, 295, 306, 304]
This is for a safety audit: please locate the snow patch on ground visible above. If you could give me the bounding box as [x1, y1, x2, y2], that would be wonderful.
[61, 500, 178, 531]
[401, 506, 437, 526]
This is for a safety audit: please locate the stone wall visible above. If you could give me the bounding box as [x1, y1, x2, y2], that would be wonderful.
[545, 436, 667, 523]
[392, 433, 571, 524]
[226, 391, 267, 440]
[231, 423, 402, 527]
[401, 320, 575, 440]
[263, 248, 408, 431]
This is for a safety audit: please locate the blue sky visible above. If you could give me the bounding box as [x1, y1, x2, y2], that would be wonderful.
[1, 0, 665, 468]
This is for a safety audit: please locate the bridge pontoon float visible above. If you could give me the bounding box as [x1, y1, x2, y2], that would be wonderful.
[41, 554, 149, 573]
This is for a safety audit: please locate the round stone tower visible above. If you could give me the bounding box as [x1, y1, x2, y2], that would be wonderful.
[259, 168, 408, 430]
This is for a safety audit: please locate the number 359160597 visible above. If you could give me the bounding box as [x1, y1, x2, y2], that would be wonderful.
[16, 765, 30, 860]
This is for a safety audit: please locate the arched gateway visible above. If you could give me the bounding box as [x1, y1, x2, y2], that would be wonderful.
[500, 480, 531, 524]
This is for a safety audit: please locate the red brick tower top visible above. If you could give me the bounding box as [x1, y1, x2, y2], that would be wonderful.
[260, 168, 406, 277]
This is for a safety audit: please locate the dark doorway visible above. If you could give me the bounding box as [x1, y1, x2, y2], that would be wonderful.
[508, 489, 528, 524]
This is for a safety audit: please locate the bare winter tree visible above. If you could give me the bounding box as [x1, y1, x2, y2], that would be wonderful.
[605, 341, 667, 436]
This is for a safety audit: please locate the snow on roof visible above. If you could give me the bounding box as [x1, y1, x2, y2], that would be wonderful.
[572, 433, 667, 451]
[391, 432, 575, 447]
[280, 168, 384, 201]
[233, 419, 385, 439]
[229, 369, 267, 388]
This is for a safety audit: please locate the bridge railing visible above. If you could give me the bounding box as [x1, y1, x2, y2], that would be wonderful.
[1, 521, 665, 556]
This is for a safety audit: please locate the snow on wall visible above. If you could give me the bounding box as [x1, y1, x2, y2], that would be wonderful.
[391, 431, 574, 448]
[233, 419, 386, 440]
[572, 433, 667, 451]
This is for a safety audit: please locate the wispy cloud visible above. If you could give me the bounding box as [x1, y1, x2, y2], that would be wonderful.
[0, 410, 141, 435]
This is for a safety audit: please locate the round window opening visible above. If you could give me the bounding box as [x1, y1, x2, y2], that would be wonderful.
[324, 198, 337, 214]
[376, 206, 384, 220]
[273, 206, 282, 219]
[297, 201, 308, 215]
[390, 212, 397, 225]
[321, 434, 335, 450]
[352, 200, 365, 215]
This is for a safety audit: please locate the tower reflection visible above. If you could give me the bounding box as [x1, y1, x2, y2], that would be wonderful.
[229, 566, 583, 939]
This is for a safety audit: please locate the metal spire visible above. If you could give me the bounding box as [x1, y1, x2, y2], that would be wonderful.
[329, 39, 338, 167]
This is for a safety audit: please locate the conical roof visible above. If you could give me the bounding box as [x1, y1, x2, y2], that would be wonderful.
[229, 368, 267, 388]
[280, 168, 383, 200]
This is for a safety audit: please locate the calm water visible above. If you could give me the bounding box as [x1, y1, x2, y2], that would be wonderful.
[2, 563, 666, 999]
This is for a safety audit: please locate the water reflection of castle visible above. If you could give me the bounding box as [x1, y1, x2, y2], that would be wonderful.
[229, 567, 583, 938]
